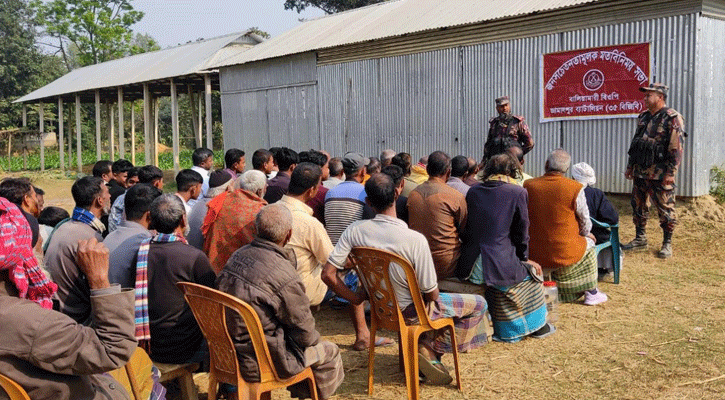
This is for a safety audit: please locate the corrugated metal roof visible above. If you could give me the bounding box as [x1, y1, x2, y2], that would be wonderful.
[210, 0, 599, 68]
[16, 31, 260, 103]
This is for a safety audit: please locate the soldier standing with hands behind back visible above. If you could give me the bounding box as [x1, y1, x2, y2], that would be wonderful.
[483, 96, 534, 161]
[623, 83, 685, 259]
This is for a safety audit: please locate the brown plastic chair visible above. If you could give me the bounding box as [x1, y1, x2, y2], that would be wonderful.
[348, 247, 462, 400]
[177, 282, 319, 400]
[0, 373, 30, 400]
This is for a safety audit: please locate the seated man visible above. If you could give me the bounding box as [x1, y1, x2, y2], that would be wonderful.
[407, 151, 468, 279]
[223, 148, 246, 179]
[572, 162, 621, 276]
[104, 183, 163, 288]
[299, 149, 330, 224]
[446, 155, 471, 196]
[322, 174, 488, 385]
[264, 147, 298, 204]
[187, 169, 234, 250]
[324, 152, 373, 246]
[174, 169, 204, 215]
[109, 165, 164, 233]
[134, 194, 216, 364]
[217, 204, 344, 400]
[0, 177, 41, 247]
[381, 165, 409, 224]
[109, 159, 134, 205]
[323, 157, 345, 189]
[45, 176, 111, 325]
[524, 149, 608, 305]
[458, 154, 554, 342]
[0, 196, 137, 400]
[203, 170, 268, 273]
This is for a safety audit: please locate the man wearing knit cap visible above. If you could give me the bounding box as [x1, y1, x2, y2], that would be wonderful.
[623, 83, 684, 258]
[484, 96, 534, 161]
[187, 169, 234, 250]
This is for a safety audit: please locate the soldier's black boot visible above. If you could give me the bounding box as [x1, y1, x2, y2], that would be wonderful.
[622, 226, 648, 251]
[657, 231, 673, 259]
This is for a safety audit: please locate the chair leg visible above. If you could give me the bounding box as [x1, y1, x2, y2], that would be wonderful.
[368, 317, 377, 395]
[206, 375, 217, 400]
[448, 325, 462, 391]
[398, 330, 404, 373]
[308, 376, 320, 400]
[398, 333, 418, 400]
[408, 332, 421, 400]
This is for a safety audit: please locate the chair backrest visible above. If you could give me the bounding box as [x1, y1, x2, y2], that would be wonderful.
[0, 373, 30, 400]
[349, 247, 434, 332]
[176, 282, 284, 384]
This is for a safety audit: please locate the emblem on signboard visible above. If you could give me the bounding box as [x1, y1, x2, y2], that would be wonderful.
[583, 69, 604, 91]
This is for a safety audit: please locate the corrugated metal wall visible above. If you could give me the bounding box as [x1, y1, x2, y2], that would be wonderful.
[561, 13, 697, 195]
[222, 13, 712, 195]
[694, 16, 725, 195]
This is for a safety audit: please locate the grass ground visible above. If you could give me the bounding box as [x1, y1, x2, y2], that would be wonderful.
[9, 171, 725, 400]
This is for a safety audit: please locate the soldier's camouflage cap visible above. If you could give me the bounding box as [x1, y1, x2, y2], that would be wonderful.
[639, 83, 668, 95]
[495, 96, 510, 106]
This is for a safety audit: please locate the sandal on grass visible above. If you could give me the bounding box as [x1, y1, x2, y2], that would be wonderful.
[417, 351, 453, 385]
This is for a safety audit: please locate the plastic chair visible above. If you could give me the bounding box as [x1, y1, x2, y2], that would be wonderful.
[177, 282, 318, 400]
[591, 217, 621, 284]
[348, 247, 462, 400]
[0, 373, 30, 400]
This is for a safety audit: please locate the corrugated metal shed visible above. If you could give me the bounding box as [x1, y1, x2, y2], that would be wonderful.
[16, 31, 260, 104]
[210, 0, 599, 68]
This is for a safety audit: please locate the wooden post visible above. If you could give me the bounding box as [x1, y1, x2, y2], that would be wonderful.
[131, 102, 136, 164]
[39, 101, 44, 171]
[204, 74, 212, 150]
[67, 106, 72, 170]
[154, 97, 159, 167]
[143, 84, 151, 164]
[170, 78, 180, 173]
[197, 95, 203, 147]
[188, 85, 201, 148]
[118, 87, 124, 159]
[75, 95, 82, 172]
[107, 101, 115, 160]
[95, 91, 101, 160]
[22, 104, 27, 169]
[58, 98, 64, 172]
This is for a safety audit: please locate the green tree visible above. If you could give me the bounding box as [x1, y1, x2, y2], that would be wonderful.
[129, 32, 160, 55]
[0, 0, 64, 129]
[33, 0, 144, 70]
[284, 0, 386, 14]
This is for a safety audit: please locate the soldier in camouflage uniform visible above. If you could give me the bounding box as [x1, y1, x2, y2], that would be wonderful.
[483, 96, 534, 161]
[623, 83, 684, 258]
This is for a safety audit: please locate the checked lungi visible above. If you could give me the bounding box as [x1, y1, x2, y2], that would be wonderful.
[485, 276, 547, 343]
[403, 292, 489, 353]
[551, 247, 598, 302]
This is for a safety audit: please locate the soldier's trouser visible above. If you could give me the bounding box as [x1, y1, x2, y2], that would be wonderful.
[631, 178, 677, 233]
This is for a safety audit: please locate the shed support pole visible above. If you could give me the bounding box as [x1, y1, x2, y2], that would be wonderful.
[58, 98, 64, 172]
[153, 98, 159, 167]
[107, 101, 114, 160]
[171, 78, 180, 173]
[204, 74, 212, 150]
[75, 95, 82, 172]
[143, 84, 151, 164]
[67, 106, 72, 169]
[189, 85, 201, 148]
[22, 104, 27, 170]
[118, 87, 124, 159]
[95, 91, 101, 160]
[39, 101, 44, 171]
[131, 102, 136, 164]
[197, 95, 203, 148]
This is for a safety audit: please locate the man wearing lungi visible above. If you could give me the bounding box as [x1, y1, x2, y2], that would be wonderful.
[458, 153, 555, 342]
[322, 173, 489, 385]
[524, 149, 608, 305]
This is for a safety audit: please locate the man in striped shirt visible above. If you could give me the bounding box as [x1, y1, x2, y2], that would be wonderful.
[323, 152, 375, 245]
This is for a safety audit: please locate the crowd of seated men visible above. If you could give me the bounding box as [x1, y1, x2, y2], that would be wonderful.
[0, 142, 619, 399]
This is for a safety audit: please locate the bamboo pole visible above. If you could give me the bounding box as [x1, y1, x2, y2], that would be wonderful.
[153, 98, 159, 167]
[131, 102, 136, 164]
[58, 97, 64, 172]
[95, 91, 101, 160]
[39, 102, 44, 171]
[189, 85, 201, 148]
[204, 74, 212, 150]
[76, 95, 82, 172]
[143, 84, 151, 164]
[118, 87, 124, 159]
[171, 78, 180, 173]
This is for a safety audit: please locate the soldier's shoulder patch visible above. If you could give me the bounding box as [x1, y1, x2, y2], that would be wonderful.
[665, 108, 681, 118]
[511, 115, 524, 122]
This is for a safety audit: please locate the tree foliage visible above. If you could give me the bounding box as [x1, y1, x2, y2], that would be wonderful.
[0, 0, 64, 129]
[33, 0, 144, 69]
[284, 0, 387, 14]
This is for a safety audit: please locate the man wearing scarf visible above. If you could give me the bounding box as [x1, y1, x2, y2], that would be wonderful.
[134, 194, 216, 365]
[0, 196, 139, 400]
[45, 176, 111, 325]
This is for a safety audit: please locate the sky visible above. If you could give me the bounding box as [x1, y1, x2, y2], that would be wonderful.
[130, 0, 325, 48]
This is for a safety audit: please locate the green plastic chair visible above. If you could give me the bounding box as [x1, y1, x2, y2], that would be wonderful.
[591, 217, 621, 284]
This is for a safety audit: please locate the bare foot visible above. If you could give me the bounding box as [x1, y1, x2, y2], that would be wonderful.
[352, 336, 395, 351]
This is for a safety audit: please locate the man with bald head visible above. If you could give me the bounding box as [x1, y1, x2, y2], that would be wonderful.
[217, 204, 344, 400]
[524, 149, 607, 306]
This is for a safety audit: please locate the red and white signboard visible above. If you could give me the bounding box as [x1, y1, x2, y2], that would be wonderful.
[540, 43, 651, 122]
